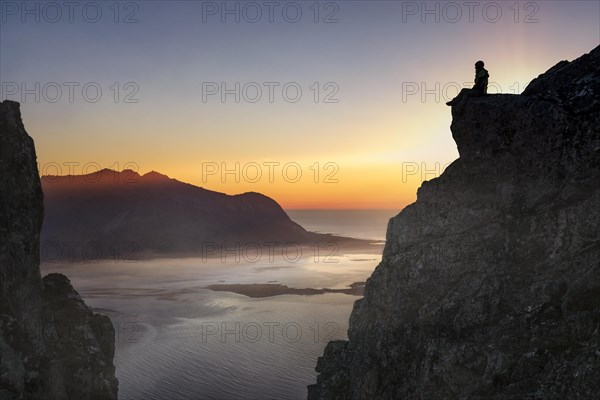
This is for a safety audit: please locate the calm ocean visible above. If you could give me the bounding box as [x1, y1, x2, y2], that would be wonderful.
[41, 209, 399, 400]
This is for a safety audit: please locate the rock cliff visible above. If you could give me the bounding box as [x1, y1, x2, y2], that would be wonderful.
[0, 100, 118, 399]
[309, 46, 600, 399]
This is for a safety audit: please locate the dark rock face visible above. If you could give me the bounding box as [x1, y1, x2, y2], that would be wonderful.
[309, 46, 600, 399]
[0, 99, 45, 397]
[42, 274, 118, 399]
[0, 100, 118, 399]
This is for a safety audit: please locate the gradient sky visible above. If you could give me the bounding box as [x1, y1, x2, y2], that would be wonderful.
[1, 1, 599, 209]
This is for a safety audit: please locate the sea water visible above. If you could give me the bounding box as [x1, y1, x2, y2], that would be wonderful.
[40, 209, 398, 400]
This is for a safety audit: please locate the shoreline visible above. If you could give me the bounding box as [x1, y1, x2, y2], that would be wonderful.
[206, 282, 366, 298]
[40, 235, 385, 264]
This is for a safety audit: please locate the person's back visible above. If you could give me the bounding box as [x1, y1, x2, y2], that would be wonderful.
[473, 61, 489, 95]
[446, 60, 489, 106]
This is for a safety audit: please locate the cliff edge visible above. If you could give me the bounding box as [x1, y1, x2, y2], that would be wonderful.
[309, 46, 600, 399]
[0, 100, 118, 399]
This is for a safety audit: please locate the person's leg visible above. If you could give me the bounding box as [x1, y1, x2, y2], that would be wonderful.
[446, 88, 471, 106]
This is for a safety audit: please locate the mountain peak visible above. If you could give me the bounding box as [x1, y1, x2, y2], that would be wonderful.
[141, 170, 171, 182]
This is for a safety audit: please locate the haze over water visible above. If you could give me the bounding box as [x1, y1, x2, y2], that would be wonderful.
[40, 210, 395, 400]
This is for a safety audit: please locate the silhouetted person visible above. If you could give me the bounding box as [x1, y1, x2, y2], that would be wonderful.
[446, 61, 489, 106]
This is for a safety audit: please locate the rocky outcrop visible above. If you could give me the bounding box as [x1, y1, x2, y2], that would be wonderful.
[0, 98, 45, 399]
[42, 274, 118, 399]
[309, 46, 600, 399]
[0, 100, 118, 399]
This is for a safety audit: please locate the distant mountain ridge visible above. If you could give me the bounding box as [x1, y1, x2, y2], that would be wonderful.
[41, 168, 355, 260]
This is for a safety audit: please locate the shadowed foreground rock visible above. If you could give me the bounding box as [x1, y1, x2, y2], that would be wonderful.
[309, 46, 600, 399]
[0, 100, 118, 399]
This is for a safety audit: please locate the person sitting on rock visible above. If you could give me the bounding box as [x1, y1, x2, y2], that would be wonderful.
[446, 61, 489, 106]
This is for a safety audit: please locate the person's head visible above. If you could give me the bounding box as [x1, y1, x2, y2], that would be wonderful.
[475, 60, 485, 70]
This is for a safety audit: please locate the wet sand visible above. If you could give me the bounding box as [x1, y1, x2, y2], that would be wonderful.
[206, 282, 366, 298]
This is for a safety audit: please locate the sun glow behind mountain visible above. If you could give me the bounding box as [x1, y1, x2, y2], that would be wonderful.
[2, 1, 598, 208]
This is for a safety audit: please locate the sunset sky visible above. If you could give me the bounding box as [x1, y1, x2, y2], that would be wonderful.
[2, 1, 599, 209]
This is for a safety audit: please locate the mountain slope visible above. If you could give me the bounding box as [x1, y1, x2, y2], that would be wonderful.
[309, 46, 600, 399]
[41, 169, 327, 259]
